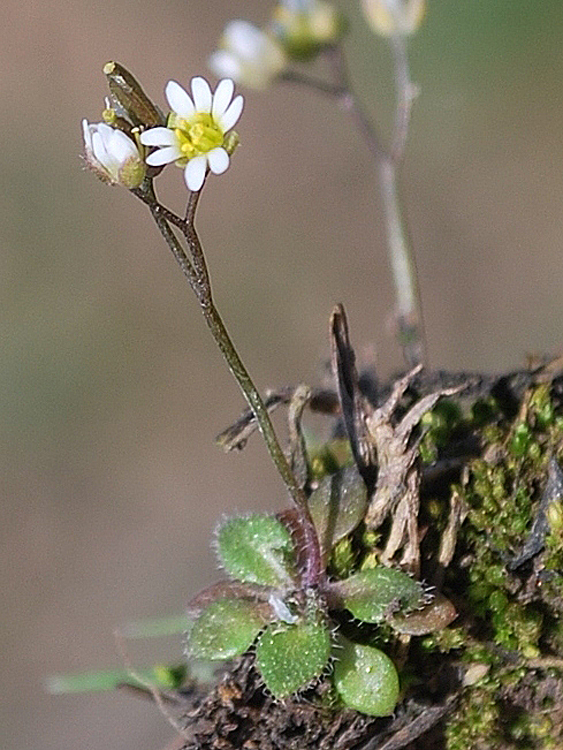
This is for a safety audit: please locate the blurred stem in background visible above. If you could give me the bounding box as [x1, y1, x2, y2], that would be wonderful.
[281, 34, 426, 367]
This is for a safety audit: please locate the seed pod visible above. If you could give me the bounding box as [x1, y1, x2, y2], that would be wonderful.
[103, 61, 164, 129]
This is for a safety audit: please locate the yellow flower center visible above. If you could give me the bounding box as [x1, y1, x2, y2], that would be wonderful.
[169, 113, 224, 162]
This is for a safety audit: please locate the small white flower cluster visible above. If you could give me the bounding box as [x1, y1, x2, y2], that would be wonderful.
[82, 77, 243, 193]
[209, 1, 343, 91]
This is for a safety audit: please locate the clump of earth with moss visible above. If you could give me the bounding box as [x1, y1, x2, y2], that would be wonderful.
[175, 329, 563, 750]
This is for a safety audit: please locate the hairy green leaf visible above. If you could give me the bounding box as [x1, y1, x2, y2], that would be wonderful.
[255, 617, 331, 698]
[216, 514, 297, 587]
[329, 566, 426, 623]
[187, 598, 267, 660]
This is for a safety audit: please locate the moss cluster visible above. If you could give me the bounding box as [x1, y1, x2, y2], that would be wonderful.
[314, 379, 563, 747]
[421, 381, 563, 748]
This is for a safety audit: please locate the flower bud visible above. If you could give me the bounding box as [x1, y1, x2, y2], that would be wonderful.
[209, 21, 287, 91]
[272, 0, 346, 60]
[361, 0, 426, 37]
[82, 120, 146, 188]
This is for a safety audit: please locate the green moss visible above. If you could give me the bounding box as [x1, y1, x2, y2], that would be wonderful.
[445, 686, 501, 750]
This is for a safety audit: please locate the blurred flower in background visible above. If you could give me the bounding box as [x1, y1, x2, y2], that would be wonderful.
[208, 21, 288, 91]
[271, 0, 344, 59]
[361, 0, 426, 37]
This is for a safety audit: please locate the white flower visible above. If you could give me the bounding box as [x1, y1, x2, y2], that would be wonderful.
[82, 120, 146, 188]
[361, 0, 426, 37]
[140, 77, 243, 192]
[208, 21, 287, 91]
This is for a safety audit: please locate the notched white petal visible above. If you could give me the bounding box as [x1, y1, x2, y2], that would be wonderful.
[166, 80, 195, 119]
[145, 145, 182, 166]
[140, 127, 177, 147]
[218, 94, 244, 133]
[184, 155, 207, 191]
[212, 78, 234, 120]
[207, 147, 229, 175]
[191, 76, 213, 113]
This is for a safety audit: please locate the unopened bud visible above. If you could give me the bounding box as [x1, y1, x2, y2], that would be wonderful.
[361, 0, 426, 37]
[82, 120, 146, 189]
[272, 0, 346, 60]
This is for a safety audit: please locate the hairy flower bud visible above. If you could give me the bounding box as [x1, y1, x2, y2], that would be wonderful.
[82, 120, 146, 188]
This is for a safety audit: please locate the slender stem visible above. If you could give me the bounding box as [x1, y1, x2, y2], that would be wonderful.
[133, 180, 323, 588]
[325, 45, 387, 161]
[389, 34, 415, 164]
[279, 70, 345, 98]
[377, 157, 425, 367]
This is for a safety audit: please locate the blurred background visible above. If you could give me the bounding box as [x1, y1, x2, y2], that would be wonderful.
[1, 1, 562, 748]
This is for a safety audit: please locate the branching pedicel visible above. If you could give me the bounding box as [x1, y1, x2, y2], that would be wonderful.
[81, 0, 460, 721]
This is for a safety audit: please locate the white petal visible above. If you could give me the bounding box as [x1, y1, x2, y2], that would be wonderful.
[223, 20, 264, 59]
[191, 76, 212, 113]
[217, 94, 244, 133]
[208, 51, 242, 82]
[207, 147, 229, 175]
[165, 80, 195, 119]
[146, 145, 182, 166]
[92, 130, 111, 165]
[109, 130, 138, 161]
[184, 156, 207, 191]
[82, 119, 93, 151]
[140, 127, 177, 147]
[212, 79, 234, 121]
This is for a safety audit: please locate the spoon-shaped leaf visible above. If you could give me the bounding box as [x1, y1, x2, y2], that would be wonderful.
[216, 514, 297, 588]
[308, 466, 368, 560]
[187, 598, 270, 660]
[333, 638, 399, 716]
[255, 616, 332, 699]
[326, 566, 426, 623]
